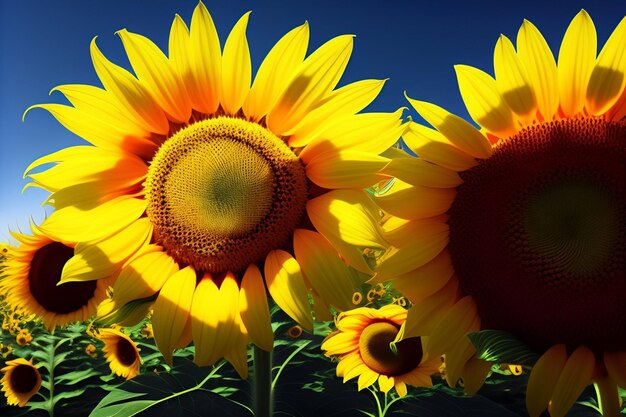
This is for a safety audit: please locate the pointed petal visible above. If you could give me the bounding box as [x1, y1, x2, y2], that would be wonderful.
[455, 64, 516, 137]
[400, 279, 458, 339]
[118, 29, 192, 122]
[557, 10, 597, 116]
[264, 250, 313, 331]
[39, 196, 146, 243]
[239, 264, 274, 352]
[224, 311, 250, 379]
[389, 249, 454, 304]
[168, 15, 191, 80]
[90, 38, 169, 134]
[516, 19, 559, 120]
[293, 229, 355, 312]
[221, 12, 251, 114]
[407, 97, 492, 159]
[152, 266, 196, 364]
[427, 296, 478, 358]
[525, 344, 568, 417]
[382, 156, 462, 188]
[444, 335, 477, 387]
[243, 22, 309, 120]
[374, 178, 456, 220]
[493, 35, 536, 121]
[549, 346, 595, 417]
[306, 150, 388, 189]
[587, 15, 626, 115]
[604, 351, 626, 388]
[112, 248, 179, 307]
[460, 356, 492, 395]
[357, 369, 379, 391]
[267, 35, 353, 135]
[189, 2, 221, 114]
[321, 331, 360, 355]
[61, 218, 152, 283]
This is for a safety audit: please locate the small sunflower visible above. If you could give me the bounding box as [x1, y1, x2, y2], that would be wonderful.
[379, 11, 626, 417]
[322, 304, 440, 397]
[15, 329, 32, 347]
[1, 358, 42, 407]
[23, 2, 399, 377]
[0, 222, 111, 329]
[99, 328, 141, 380]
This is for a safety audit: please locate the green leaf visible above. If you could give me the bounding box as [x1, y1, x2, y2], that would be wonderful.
[467, 330, 540, 366]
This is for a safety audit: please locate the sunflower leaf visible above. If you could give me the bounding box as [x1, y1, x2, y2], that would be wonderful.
[467, 330, 540, 366]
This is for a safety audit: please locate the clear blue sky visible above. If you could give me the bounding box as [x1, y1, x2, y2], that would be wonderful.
[1, 0, 624, 242]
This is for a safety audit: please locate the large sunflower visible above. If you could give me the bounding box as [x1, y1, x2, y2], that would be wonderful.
[1, 358, 42, 407]
[376, 11, 626, 417]
[0, 222, 111, 329]
[24, 3, 399, 377]
[322, 304, 440, 397]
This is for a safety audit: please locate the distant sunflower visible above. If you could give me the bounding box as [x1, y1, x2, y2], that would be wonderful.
[99, 328, 141, 380]
[0, 222, 111, 329]
[322, 304, 440, 397]
[1, 358, 42, 407]
[24, 2, 398, 377]
[378, 11, 626, 417]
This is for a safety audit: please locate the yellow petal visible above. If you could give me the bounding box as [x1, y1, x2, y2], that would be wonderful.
[493, 35, 536, 121]
[382, 156, 462, 188]
[321, 331, 360, 355]
[444, 335, 477, 387]
[557, 10, 597, 117]
[406, 96, 492, 159]
[191, 273, 239, 367]
[299, 109, 404, 163]
[152, 266, 197, 364]
[112, 248, 179, 308]
[400, 279, 458, 339]
[426, 296, 478, 358]
[90, 38, 169, 134]
[293, 229, 355, 312]
[389, 249, 454, 304]
[243, 22, 309, 120]
[118, 29, 192, 123]
[357, 369, 379, 391]
[311, 289, 333, 322]
[455, 64, 516, 137]
[39, 196, 146, 243]
[335, 352, 361, 377]
[604, 351, 626, 388]
[516, 19, 559, 121]
[189, 1, 222, 114]
[239, 264, 274, 352]
[402, 122, 478, 172]
[168, 14, 191, 81]
[61, 218, 152, 283]
[374, 178, 456, 220]
[306, 150, 388, 189]
[221, 12, 251, 114]
[378, 375, 394, 393]
[267, 35, 353, 135]
[264, 250, 313, 331]
[587, 15, 626, 115]
[460, 356, 492, 395]
[376, 218, 449, 278]
[549, 345, 595, 417]
[594, 376, 621, 417]
[25, 146, 146, 193]
[288, 79, 387, 147]
[224, 311, 250, 379]
[395, 381, 408, 397]
[525, 344, 568, 417]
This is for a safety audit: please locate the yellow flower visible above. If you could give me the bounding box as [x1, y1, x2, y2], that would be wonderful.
[0, 358, 42, 407]
[15, 329, 32, 347]
[99, 328, 141, 380]
[0, 344, 13, 359]
[351, 292, 363, 306]
[0, 223, 112, 330]
[85, 343, 98, 358]
[140, 322, 154, 339]
[379, 11, 626, 417]
[322, 304, 440, 397]
[23, 2, 398, 377]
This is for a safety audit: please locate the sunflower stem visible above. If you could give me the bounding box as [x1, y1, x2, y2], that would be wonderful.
[253, 345, 273, 417]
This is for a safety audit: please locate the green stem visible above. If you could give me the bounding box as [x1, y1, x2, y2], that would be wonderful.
[272, 340, 311, 390]
[253, 346, 273, 417]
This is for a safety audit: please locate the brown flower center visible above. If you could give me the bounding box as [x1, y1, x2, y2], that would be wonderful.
[448, 118, 626, 353]
[10, 364, 39, 394]
[359, 321, 423, 376]
[116, 338, 138, 367]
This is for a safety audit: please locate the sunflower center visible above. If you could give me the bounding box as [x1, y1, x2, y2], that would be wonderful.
[145, 116, 308, 274]
[358, 321, 423, 376]
[28, 242, 97, 314]
[448, 118, 626, 353]
[10, 364, 38, 394]
[116, 338, 138, 367]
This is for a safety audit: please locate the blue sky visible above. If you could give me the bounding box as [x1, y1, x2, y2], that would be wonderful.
[0, 0, 624, 242]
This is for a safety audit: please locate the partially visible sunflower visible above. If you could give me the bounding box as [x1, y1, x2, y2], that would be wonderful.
[23, 2, 399, 377]
[0, 358, 42, 407]
[378, 11, 626, 417]
[15, 329, 32, 347]
[99, 328, 141, 380]
[322, 304, 440, 397]
[0, 222, 112, 329]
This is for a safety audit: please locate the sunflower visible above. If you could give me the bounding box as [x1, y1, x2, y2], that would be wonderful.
[99, 328, 141, 380]
[1, 358, 42, 407]
[322, 304, 440, 397]
[377, 11, 626, 417]
[23, 2, 399, 377]
[15, 329, 32, 347]
[0, 222, 111, 329]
